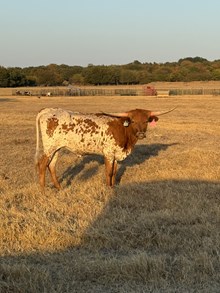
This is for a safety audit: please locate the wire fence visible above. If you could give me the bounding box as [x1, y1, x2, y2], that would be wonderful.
[12, 87, 220, 97]
[12, 88, 147, 97]
[169, 88, 220, 95]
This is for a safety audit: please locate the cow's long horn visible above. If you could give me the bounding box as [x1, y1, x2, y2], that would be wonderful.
[151, 106, 177, 116]
[100, 111, 128, 118]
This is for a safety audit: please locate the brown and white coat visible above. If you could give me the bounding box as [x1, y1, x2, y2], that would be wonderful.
[35, 107, 175, 190]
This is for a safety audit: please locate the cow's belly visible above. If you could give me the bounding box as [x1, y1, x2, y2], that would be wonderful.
[66, 141, 104, 155]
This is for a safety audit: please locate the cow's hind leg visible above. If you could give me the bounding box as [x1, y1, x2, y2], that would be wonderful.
[104, 157, 117, 187]
[48, 151, 61, 189]
[38, 154, 50, 191]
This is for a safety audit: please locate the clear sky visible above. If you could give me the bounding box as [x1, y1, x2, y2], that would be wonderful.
[1, 0, 220, 68]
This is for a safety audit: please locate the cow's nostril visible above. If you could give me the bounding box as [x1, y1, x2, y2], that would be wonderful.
[136, 132, 146, 139]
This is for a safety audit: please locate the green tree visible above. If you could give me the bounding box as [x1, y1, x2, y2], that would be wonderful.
[57, 64, 83, 82]
[125, 60, 143, 71]
[105, 66, 120, 85]
[1, 56, 219, 87]
[8, 68, 28, 87]
[119, 69, 139, 84]
[0, 66, 9, 87]
[83, 65, 108, 85]
[34, 64, 62, 86]
[70, 73, 85, 85]
[152, 66, 173, 82]
[212, 69, 220, 80]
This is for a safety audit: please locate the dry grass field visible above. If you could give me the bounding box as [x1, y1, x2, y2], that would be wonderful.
[0, 89, 220, 292]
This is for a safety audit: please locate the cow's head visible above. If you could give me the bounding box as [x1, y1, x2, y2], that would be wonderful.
[101, 107, 176, 140]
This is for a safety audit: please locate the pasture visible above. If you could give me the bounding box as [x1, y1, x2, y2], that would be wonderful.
[0, 92, 220, 292]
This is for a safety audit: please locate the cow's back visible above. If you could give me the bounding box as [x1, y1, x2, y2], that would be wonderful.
[38, 108, 124, 159]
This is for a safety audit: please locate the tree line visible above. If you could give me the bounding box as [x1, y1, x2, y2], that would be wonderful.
[1, 57, 220, 87]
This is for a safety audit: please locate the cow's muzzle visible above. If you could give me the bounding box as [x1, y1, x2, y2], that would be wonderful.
[136, 132, 146, 139]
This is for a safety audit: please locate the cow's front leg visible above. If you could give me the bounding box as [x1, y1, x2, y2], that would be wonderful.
[104, 157, 117, 187]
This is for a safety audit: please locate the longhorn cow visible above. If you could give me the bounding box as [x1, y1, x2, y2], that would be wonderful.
[35, 107, 175, 191]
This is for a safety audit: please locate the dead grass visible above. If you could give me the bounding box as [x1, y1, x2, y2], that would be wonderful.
[0, 91, 220, 292]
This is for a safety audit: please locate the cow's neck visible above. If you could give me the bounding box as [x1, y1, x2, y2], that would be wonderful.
[124, 127, 138, 151]
[107, 120, 138, 151]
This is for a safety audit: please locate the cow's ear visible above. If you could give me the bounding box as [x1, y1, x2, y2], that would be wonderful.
[148, 115, 159, 122]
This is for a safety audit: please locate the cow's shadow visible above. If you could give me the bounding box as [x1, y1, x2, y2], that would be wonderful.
[60, 143, 177, 187]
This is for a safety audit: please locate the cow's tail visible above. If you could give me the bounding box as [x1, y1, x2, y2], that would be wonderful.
[35, 111, 42, 168]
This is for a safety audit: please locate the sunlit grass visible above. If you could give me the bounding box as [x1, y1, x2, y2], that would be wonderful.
[0, 91, 220, 292]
